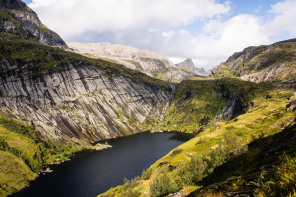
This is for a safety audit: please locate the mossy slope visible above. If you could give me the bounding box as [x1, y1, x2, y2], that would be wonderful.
[154, 78, 255, 133]
[99, 80, 296, 197]
[0, 116, 86, 197]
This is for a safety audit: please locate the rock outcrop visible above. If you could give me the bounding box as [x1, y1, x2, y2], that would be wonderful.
[176, 58, 209, 76]
[0, 0, 68, 49]
[0, 40, 170, 144]
[216, 92, 243, 121]
[211, 39, 296, 83]
[66, 41, 197, 82]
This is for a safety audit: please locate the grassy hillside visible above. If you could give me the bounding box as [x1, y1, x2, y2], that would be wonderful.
[99, 79, 296, 197]
[0, 115, 89, 196]
[154, 78, 256, 133]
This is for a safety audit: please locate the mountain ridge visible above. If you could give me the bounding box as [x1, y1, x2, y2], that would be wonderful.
[211, 38, 296, 85]
[67, 41, 198, 82]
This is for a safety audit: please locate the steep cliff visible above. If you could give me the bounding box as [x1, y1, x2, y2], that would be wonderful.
[0, 2, 176, 195]
[0, 0, 68, 49]
[67, 41, 197, 82]
[0, 39, 171, 145]
[211, 39, 296, 84]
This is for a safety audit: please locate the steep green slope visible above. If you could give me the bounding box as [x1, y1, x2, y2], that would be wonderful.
[99, 79, 296, 197]
[154, 77, 255, 133]
[0, 115, 88, 196]
[189, 119, 296, 197]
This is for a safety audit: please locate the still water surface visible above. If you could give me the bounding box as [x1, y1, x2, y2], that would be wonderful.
[13, 132, 185, 197]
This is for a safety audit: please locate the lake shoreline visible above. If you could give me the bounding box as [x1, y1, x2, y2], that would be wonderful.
[12, 132, 186, 197]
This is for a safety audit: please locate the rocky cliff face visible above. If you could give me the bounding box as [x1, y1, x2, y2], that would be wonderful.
[0, 40, 170, 144]
[66, 41, 196, 82]
[211, 39, 296, 84]
[0, 0, 68, 49]
[176, 58, 209, 76]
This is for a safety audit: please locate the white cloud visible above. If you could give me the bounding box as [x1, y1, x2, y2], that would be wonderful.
[160, 0, 296, 69]
[264, 0, 296, 36]
[28, 0, 296, 69]
[156, 15, 270, 69]
[29, 0, 230, 39]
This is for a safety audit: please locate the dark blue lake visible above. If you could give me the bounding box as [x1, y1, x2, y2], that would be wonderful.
[13, 132, 185, 197]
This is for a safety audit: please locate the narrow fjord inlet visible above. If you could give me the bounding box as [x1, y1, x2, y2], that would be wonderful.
[13, 133, 185, 197]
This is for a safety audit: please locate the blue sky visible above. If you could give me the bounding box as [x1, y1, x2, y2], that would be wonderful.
[24, 0, 296, 69]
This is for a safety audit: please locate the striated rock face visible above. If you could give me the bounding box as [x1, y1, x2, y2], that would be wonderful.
[217, 92, 243, 121]
[176, 58, 209, 76]
[211, 39, 296, 83]
[66, 41, 196, 82]
[0, 0, 68, 49]
[0, 55, 170, 144]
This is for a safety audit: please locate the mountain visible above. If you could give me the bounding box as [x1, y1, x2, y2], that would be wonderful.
[176, 58, 196, 71]
[0, 0, 68, 49]
[211, 39, 296, 84]
[67, 41, 197, 82]
[176, 58, 209, 77]
[100, 40, 296, 197]
[0, 2, 172, 195]
[0, 1, 296, 197]
[0, 40, 172, 143]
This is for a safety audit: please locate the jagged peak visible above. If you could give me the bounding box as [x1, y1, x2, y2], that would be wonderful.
[176, 58, 209, 76]
[176, 58, 195, 69]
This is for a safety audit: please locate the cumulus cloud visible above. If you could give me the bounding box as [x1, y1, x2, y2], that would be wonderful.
[29, 0, 231, 39]
[159, 0, 296, 68]
[28, 0, 296, 69]
[264, 0, 296, 36]
[156, 15, 270, 68]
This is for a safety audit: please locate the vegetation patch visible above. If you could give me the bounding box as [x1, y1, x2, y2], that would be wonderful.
[0, 115, 88, 196]
[99, 82, 296, 197]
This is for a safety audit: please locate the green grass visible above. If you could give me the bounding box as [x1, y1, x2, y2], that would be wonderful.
[155, 78, 257, 133]
[0, 115, 88, 196]
[0, 151, 37, 197]
[39, 25, 50, 33]
[99, 82, 296, 197]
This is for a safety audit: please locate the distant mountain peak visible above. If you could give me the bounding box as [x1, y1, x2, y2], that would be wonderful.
[176, 58, 209, 77]
[66, 41, 198, 82]
[176, 58, 195, 70]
